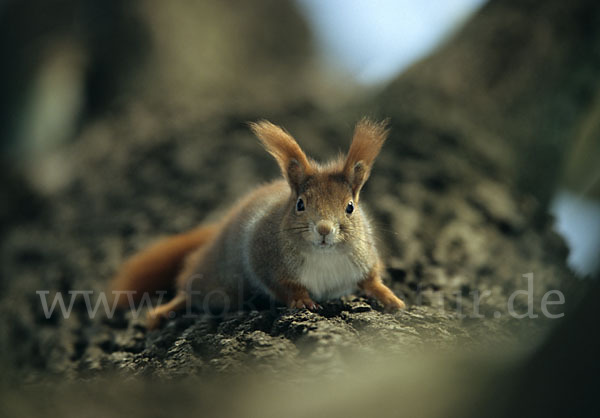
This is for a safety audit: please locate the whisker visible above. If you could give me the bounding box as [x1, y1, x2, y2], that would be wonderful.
[370, 224, 402, 236]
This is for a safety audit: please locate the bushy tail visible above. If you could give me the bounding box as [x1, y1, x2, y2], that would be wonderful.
[109, 224, 219, 307]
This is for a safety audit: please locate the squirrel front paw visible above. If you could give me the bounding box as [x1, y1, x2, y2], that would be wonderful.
[289, 297, 322, 311]
[360, 277, 406, 312]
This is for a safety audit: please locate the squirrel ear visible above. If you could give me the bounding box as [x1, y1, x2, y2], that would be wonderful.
[343, 118, 389, 197]
[250, 120, 313, 191]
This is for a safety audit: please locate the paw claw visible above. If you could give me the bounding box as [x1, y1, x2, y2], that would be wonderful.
[310, 303, 322, 312]
[290, 298, 319, 311]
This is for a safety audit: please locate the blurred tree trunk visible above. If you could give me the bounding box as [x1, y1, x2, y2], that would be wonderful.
[376, 1, 599, 416]
[379, 0, 600, 209]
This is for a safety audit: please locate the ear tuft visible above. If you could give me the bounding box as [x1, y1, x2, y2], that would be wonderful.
[344, 118, 390, 196]
[249, 120, 313, 190]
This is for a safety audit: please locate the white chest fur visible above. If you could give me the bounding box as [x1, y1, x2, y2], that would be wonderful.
[297, 249, 367, 301]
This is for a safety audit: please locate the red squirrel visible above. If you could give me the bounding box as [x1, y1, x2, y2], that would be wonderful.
[110, 118, 406, 328]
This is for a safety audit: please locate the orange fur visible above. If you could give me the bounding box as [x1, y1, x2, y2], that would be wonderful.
[344, 118, 390, 196]
[358, 260, 405, 311]
[249, 121, 314, 189]
[109, 224, 219, 307]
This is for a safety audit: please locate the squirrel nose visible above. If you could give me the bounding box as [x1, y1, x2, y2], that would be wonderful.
[316, 221, 334, 237]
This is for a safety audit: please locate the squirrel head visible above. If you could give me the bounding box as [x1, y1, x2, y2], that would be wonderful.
[250, 118, 389, 250]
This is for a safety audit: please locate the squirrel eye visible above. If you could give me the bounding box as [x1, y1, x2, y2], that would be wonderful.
[346, 201, 354, 214]
[296, 198, 305, 212]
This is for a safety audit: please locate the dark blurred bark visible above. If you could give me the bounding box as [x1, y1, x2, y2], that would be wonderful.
[480, 280, 600, 418]
[0, 0, 314, 154]
[375, 1, 600, 416]
[379, 0, 600, 209]
[0, 0, 150, 151]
